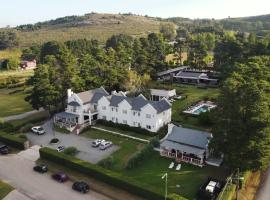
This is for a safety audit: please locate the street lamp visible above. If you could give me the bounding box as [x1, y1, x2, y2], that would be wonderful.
[162, 173, 168, 200]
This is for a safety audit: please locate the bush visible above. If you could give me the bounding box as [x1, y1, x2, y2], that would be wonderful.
[98, 156, 114, 169]
[0, 121, 15, 132]
[126, 142, 155, 170]
[18, 134, 27, 139]
[149, 137, 160, 148]
[19, 123, 34, 133]
[0, 131, 27, 149]
[63, 147, 78, 156]
[39, 147, 165, 200]
[198, 111, 214, 126]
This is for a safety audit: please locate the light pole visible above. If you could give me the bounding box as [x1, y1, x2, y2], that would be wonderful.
[162, 173, 168, 200]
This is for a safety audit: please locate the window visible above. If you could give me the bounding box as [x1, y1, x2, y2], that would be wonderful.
[102, 116, 106, 120]
[133, 122, 137, 126]
[116, 108, 118, 112]
[73, 106, 77, 112]
[146, 114, 151, 118]
[146, 125, 151, 130]
[112, 117, 115, 121]
[116, 118, 118, 123]
[102, 106, 106, 110]
[122, 110, 127, 114]
[111, 107, 114, 111]
[138, 123, 141, 127]
[138, 112, 140, 116]
[133, 111, 136, 116]
[123, 120, 127, 124]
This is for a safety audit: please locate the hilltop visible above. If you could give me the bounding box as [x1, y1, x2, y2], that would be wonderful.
[13, 13, 163, 47]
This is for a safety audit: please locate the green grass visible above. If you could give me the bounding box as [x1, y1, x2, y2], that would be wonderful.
[94, 124, 153, 140]
[0, 48, 21, 60]
[0, 70, 34, 80]
[122, 153, 227, 200]
[82, 128, 145, 170]
[0, 180, 13, 199]
[0, 87, 32, 118]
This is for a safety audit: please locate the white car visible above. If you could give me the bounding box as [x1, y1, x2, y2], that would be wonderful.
[92, 139, 105, 147]
[99, 141, 113, 150]
[56, 146, 65, 152]
[31, 126, 45, 135]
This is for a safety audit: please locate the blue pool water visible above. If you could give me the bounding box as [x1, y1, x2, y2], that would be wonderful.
[193, 105, 210, 114]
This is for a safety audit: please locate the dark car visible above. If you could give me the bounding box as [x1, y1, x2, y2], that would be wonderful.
[0, 143, 9, 155]
[33, 164, 48, 173]
[72, 181, 90, 193]
[52, 172, 69, 183]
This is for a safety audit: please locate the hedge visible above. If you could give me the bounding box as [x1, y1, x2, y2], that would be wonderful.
[39, 147, 167, 200]
[0, 132, 27, 149]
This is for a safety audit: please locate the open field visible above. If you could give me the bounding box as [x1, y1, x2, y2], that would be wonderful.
[0, 180, 13, 199]
[82, 128, 146, 170]
[0, 87, 32, 118]
[0, 49, 22, 61]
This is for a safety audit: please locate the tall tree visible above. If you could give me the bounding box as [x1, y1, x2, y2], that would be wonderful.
[211, 56, 270, 170]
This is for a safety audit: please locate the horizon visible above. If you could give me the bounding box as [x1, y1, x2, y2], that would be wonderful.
[0, 0, 270, 28]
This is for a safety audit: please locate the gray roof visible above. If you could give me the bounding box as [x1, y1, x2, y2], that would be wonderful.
[176, 71, 203, 79]
[157, 66, 188, 77]
[68, 101, 80, 107]
[109, 95, 171, 113]
[161, 140, 206, 155]
[77, 87, 109, 104]
[55, 112, 78, 119]
[165, 126, 212, 149]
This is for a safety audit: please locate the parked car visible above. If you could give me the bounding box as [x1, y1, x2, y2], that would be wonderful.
[92, 139, 105, 147]
[52, 172, 69, 183]
[197, 178, 224, 200]
[99, 141, 113, 150]
[31, 126, 45, 135]
[33, 164, 48, 173]
[72, 181, 90, 193]
[56, 146, 65, 152]
[0, 143, 9, 155]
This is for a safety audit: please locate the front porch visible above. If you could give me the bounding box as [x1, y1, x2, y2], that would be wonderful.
[160, 149, 205, 167]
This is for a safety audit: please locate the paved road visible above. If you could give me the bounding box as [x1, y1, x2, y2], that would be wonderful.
[0, 147, 111, 200]
[256, 167, 270, 200]
[2, 109, 44, 122]
[27, 120, 119, 164]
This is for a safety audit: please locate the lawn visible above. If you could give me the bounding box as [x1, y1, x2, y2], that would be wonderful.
[82, 128, 146, 170]
[0, 180, 13, 199]
[93, 124, 154, 140]
[121, 153, 228, 200]
[0, 87, 32, 118]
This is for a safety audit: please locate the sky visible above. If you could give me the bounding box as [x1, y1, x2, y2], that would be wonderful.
[0, 0, 269, 27]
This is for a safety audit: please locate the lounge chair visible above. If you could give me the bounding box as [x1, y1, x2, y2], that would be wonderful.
[169, 162, 174, 169]
[176, 164, 181, 171]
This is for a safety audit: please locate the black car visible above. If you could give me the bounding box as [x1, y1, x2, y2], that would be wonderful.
[0, 143, 9, 155]
[72, 181, 90, 193]
[52, 172, 69, 182]
[33, 164, 48, 173]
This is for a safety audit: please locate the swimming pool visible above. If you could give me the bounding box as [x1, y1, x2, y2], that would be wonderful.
[193, 105, 211, 114]
[183, 102, 217, 115]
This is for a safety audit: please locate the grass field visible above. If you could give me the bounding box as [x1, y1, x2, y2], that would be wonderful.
[82, 128, 146, 170]
[0, 49, 21, 60]
[0, 87, 32, 118]
[0, 180, 13, 199]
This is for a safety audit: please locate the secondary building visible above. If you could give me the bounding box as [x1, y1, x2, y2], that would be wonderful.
[160, 124, 213, 167]
[54, 87, 172, 133]
[150, 89, 176, 101]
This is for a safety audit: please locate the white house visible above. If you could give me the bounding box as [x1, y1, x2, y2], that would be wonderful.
[150, 89, 176, 101]
[160, 124, 213, 167]
[54, 87, 172, 133]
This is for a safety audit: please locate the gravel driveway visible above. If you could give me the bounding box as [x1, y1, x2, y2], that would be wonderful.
[27, 120, 119, 164]
[0, 148, 111, 200]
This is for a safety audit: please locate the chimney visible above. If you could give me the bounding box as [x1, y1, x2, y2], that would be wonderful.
[111, 90, 117, 95]
[67, 89, 73, 98]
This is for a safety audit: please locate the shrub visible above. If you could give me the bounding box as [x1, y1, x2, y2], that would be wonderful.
[126, 142, 155, 170]
[39, 147, 165, 200]
[63, 147, 78, 156]
[98, 156, 114, 169]
[18, 134, 27, 139]
[198, 111, 214, 126]
[149, 137, 160, 148]
[0, 121, 15, 132]
[19, 123, 33, 133]
[0, 132, 27, 149]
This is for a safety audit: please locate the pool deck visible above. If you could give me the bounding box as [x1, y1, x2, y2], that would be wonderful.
[183, 101, 217, 115]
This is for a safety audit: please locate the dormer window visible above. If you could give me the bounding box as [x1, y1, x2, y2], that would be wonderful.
[146, 114, 151, 119]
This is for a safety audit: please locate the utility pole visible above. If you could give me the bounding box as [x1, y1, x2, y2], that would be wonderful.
[236, 168, 239, 200]
[162, 173, 168, 200]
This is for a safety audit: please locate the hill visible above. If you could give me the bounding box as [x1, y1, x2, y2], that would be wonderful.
[12, 13, 162, 47]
